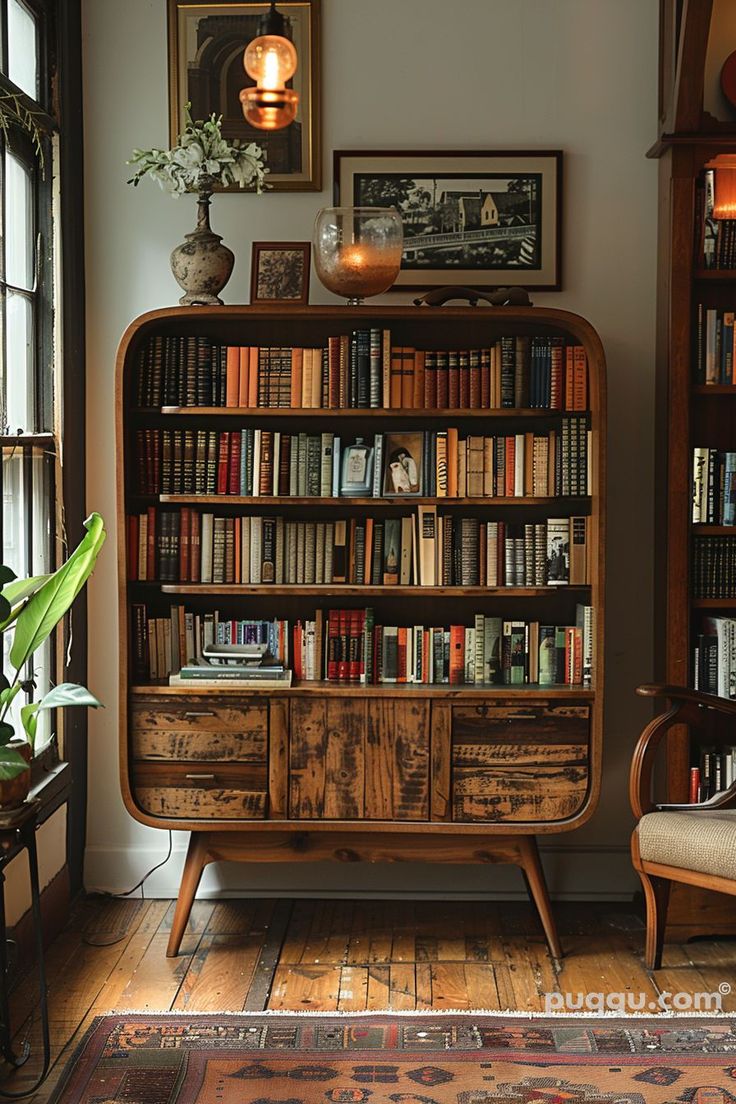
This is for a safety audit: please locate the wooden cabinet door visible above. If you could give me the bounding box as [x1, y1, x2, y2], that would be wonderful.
[451, 702, 590, 824]
[288, 697, 429, 821]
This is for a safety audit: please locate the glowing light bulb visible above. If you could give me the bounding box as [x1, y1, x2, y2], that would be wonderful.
[240, 32, 298, 131]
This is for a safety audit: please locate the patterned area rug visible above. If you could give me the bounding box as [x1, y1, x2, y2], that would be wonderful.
[51, 1013, 736, 1104]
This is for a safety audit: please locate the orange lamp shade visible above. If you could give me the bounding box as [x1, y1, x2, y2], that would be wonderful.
[714, 168, 736, 219]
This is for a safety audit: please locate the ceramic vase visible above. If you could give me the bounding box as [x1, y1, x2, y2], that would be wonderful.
[170, 185, 234, 306]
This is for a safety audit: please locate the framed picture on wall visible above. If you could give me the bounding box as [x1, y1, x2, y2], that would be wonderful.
[333, 150, 562, 290]
[250, 241, 311, 304]
[168, 0, 321, 191]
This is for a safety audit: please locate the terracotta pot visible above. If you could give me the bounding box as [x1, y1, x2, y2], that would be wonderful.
[0, 740, 31, 809]
[170, 187, 235, 307]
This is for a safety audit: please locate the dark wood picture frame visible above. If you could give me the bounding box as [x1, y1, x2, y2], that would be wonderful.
[168, 0, 321, 192]
[250, 241, 311, 304]
[334, 149, 563, 291]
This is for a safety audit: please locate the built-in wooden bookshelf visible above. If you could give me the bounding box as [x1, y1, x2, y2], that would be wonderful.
[116, 304, 606, 957]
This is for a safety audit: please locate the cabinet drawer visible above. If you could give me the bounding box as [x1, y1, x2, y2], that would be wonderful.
[130, 697, 267, 762]
[451, 701, 590, 823]
[133, 762, 267, 819]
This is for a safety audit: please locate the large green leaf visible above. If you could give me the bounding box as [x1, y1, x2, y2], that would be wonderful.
[21, 682, 102, 749]
[0, 566, 16, 586]
[0, 573, 51, 631]
[0, 746, 30, 781]
[10, 514, 106, 671]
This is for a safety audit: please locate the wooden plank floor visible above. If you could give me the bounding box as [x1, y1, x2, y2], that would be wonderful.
[4, 896, 736, 1102]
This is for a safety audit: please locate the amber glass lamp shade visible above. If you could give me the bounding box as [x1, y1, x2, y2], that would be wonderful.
[313, 207, 404, 306]
[240, 34, 299, 130]
[714, 167, 736, 219]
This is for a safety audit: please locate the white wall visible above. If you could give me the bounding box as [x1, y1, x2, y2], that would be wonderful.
[83, 0, 658, 900]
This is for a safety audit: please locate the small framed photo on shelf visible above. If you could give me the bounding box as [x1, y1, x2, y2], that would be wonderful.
[333, 149, 562, 290]
[250, 242, 311, 305]
[340, 438, 375, 496]
[382, 431, 423, 496]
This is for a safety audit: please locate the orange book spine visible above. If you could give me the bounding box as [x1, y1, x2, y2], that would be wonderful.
[413, 350, 425, 409]
[505, 437, 515, 498]
[390, 347, 403, 408]
[446, 427, 459, 497]
[402, 347, 415, 408]
[291, 347, 303, 408]
[248, 347, 259, 408]
[234, 516, 241, 584]
[449, 624, 465, 685]
[238, 347, 249, 407]
[225, 346, 239, 407]
[564, 345, 574, 411]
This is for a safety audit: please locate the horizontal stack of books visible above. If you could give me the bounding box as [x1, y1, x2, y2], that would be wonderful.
[692, 446, 736, 524]
[126, 510, 590, 589]
[132, 602, 594, 688]
[134, 419, 590, 500]
[169, 642, 292, 689]
[134, 330, 589, 411]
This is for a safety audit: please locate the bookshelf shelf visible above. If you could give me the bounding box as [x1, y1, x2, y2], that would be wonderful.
[693, 270, 736, 281]
[149, 495, 591, 508]
[130, 681, 596, 699]
[692, 385, 736, 395]
[138, 406, 581, 420]
[117, 303, 606, 957]
[153, 583, 591, 597]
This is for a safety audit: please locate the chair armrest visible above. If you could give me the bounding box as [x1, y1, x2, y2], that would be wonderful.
[629, 684, 734, 819]
[655, 778, 736, 812]
[636, 683, 736, 716]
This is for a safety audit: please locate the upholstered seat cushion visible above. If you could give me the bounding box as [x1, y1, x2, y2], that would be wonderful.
[638, 809, 736, 880]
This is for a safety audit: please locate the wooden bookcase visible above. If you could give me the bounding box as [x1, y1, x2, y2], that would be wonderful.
[116, 304, 606, 957]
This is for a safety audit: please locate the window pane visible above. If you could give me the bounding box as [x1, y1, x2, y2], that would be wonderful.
[8, 0, 38, 99]
[2, 446, 26, 577]
[6, 151, 34, 291]
[29, 450, 52, 748]
[6, 291, 33, 432]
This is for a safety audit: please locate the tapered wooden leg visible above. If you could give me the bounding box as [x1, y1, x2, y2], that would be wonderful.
[166, 831, 211, 957]
[517, 835, 563, 960]
[638, 869, 671, 970]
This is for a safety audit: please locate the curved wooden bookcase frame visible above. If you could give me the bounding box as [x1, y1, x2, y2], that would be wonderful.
[116, 305, 606, 955]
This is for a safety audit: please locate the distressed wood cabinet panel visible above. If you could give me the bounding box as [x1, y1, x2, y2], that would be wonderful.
[451, 702, 590, 823]
[290, 697, 430, 821]
[452, 765, 589, 823]
[365, 699, 430, 821]
[131, 698, 268, 762]
[133, 762, 268, 819]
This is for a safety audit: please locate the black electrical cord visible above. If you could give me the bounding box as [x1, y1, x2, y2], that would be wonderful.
[83, 831, 174, 945]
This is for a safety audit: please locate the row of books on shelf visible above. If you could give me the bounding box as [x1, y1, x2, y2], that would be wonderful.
[694, 615, 736, 698]
[689, 749, 736, 803]
[134, 331, 589, 411]
[692, 536, 736, 598]
[694, 305, 736, 385]
[133, 602, 593, 688]
[135, 420, 591, 500]
[691, 447, 736, 524]
[127, 509, 590, 589]
[696, 169, 736, 270]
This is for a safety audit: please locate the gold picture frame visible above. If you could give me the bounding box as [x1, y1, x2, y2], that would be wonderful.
[168, 0, 321, 192]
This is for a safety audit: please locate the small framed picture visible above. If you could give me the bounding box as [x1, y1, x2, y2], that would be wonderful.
[250, 241, 311, 304]
[382, 431, 424, 496]
[340, 438, 375, 496]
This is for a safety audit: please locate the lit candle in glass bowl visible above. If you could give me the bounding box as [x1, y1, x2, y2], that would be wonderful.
[313, 208, 404, 304]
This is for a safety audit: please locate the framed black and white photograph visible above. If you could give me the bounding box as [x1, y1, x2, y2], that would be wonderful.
[250, 241, 310, 304]
[340, 438, 374, 496]
[168, 0, 321, 192]
[382, 431, 424, 497]
[334, 150, 562, 290]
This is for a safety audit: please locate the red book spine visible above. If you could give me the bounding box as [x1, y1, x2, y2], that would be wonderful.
[448, 351, 459, 408]
[469, 350, 481, 408]
[190, 510, 201, 582]
[550, 341, 563, 410]
[216, 432, 230, 495]
[689, 766, 701, 803]
[338, 609, 349, 681]
[573, 346, 588, 410]
[228, 433, 241, 495]
[449, 624, 465, 685]
[424, 350, 437, 409]
[373, 625, 383, 684]
[293, 622, 303, 681]
[397, 626, 407, 683]
[436, 352, 449, 408]
[146, 506, 156, 581]
[497, 521, 505, 586]
[504, 437, 515, 497]
[349, 610, 362, 682]
[564, 346, 574, 411]
[459, 351, 470, 408]
[481, 349, 491, 409]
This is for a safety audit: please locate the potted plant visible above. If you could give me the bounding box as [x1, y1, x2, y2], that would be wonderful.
[0, 513, 106, 808]
[128, 105, 268, 306]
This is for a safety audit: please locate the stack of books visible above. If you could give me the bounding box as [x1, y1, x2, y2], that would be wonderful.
[169, 641, 292, 688]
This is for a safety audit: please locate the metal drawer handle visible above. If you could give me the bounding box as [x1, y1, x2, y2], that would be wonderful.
[185, 773, 216, 781]
[183, 711, 216, 718]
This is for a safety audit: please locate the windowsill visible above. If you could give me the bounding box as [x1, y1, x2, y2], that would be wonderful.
[28, 759, 71, 826]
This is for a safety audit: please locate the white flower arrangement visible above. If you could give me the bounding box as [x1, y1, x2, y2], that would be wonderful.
[128, 105, 268, 195]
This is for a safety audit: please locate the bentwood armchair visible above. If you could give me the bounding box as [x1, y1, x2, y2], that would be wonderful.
[630, 684, 736, 970]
